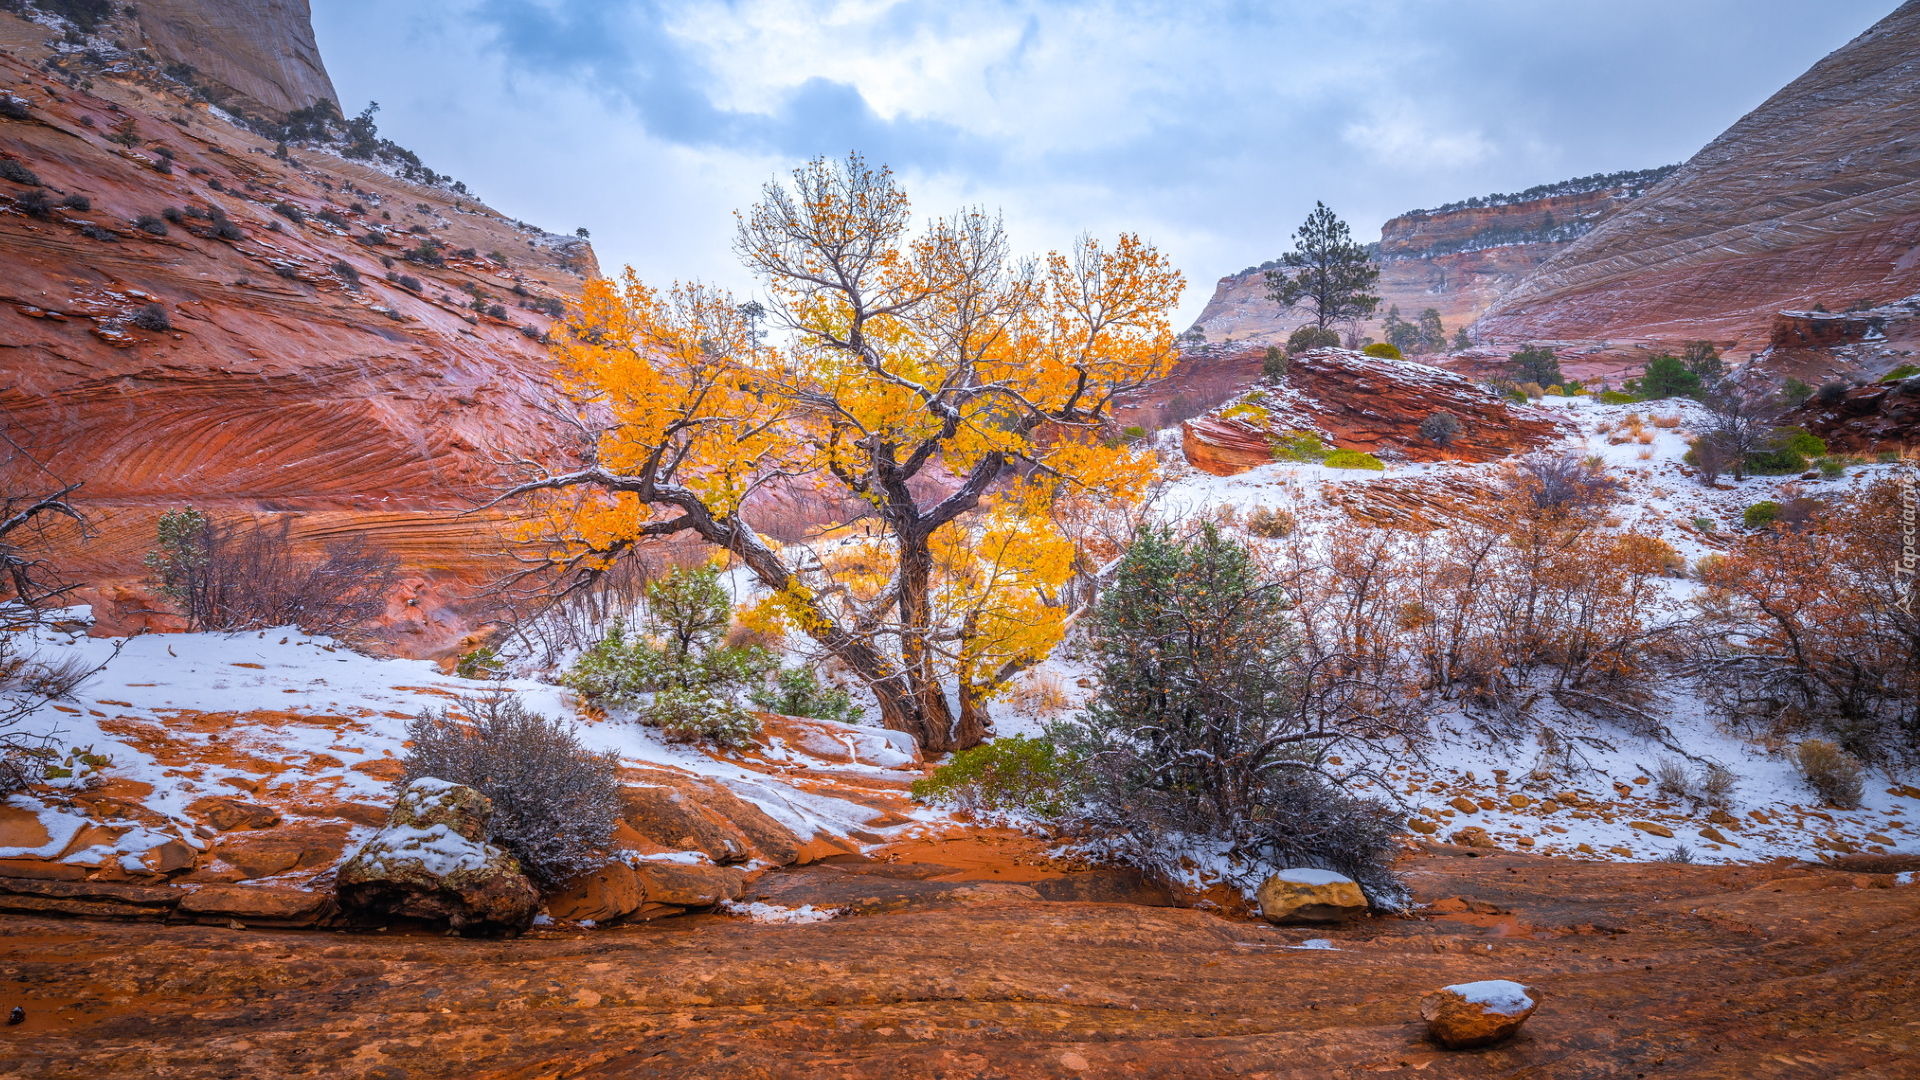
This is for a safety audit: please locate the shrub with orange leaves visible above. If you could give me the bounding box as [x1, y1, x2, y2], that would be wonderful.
[499, 155, 1182, 753]
[1693, 474, 1919, 758]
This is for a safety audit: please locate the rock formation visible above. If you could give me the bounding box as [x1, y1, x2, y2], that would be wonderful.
[1420, 980, 1540, 1049]
[1178, 347, 1568, 476]
[1254, 868, 1369, 924]
[1188, 169, 1675, 348]
[0, 9, 594, 654]
[334, 778, 540, 935]
[1472, 2, 1920, 354]
[133, 1, 337, 119]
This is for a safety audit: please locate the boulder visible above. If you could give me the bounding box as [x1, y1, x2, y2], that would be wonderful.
[632, 860, 747, 907]
[334, 779, 538, 936]
[547, 861, 644, 924]
[1255, 868, 1369, 925]
[1421, 980, 1540, 1049]
[617, 769, 809, 866]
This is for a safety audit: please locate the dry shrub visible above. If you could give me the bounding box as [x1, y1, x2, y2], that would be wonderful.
[1693, 475, 1919, 760]
[1006, 671, 1070, 717]
[1653, 758, 1692, 801]
[146, 511, 398, 637]
[1244, 505, 1297, 538]
[1651, 414, 1683, 429]
[1792, 738, 1864, 808]
[403, 692, 620, 885]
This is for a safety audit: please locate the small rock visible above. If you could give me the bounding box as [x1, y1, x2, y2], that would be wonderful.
[1576, 843, 1595, 854]
[1421, 980, 1539, 1049]
[1609, 845, 1633, 857]
[1408, 818, 1438, 835]
[632, 860, 748, 908]
[1698, 826, 1738, 846]
[1255, 868, 1368, 925]
[8, 1005, 22, 1025]
[1507, 794, 1532, 809]
[196, 798, 282, 832]
[1538, 799, 1560, 814]
[1707, 808, 1739, 826]
[1629, 821, 1675, 838]
[1447, 797, 1479, 815]
[1449, 827, 1498, 850]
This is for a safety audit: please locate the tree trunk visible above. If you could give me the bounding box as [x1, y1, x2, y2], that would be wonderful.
[953, 683, 991, 751]
[894, 529, 958, 754]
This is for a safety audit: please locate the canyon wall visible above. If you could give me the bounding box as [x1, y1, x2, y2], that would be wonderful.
[0, 10, 593, 655]
[134, 0, 337, 119]
[1471, 1, 1920, 355]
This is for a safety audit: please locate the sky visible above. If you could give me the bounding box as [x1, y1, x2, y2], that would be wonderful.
[311, 0, 1897, 328]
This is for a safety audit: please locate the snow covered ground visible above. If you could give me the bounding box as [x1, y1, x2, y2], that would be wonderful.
[0, 618, 940, 876]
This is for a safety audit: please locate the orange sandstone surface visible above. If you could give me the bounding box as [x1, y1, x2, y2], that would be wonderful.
[0, 12, 589, 655]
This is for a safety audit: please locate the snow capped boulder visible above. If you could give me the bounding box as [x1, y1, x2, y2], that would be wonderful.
[1255, 868, 1369, 924]
[335, 779, 538, 936]
[1420, 980, 1540, 1049]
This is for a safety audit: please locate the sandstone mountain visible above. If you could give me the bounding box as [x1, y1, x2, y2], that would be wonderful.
[1471, 1, 1920, 355]
[134, 0, 337, 120]
[1187, 168, 1675, 348]
[0, 6, 592, 655]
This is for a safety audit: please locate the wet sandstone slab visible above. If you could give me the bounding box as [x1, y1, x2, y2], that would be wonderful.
[0, 854, 1914, 1079]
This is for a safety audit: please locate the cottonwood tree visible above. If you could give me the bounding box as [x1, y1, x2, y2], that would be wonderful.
[497, 155, 1182, 752]
[1264, 203, 1379, 331]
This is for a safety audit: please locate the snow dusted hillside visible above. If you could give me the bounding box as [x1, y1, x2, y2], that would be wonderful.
[1000, 394, 1920, 867]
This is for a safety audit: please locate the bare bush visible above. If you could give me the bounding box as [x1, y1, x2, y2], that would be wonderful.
[1653, 759, 1692, 801]
[145, 510, 398, 637]
[402, 692, 620, 885]
[1700, 763, 1737, 808]
[1792, 738, 1864, 808]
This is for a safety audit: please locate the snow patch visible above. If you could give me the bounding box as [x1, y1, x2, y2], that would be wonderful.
[1446, 980, 1534, 1015]
[1273, 868, 1353, 886]
[720, 900, 840, 924]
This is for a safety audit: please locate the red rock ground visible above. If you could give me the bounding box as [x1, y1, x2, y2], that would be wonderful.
[0, 850, 1914, 1079]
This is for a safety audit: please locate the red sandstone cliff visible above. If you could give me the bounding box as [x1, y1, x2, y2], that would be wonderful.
[1471, 2, 1920, 355]
[0, 9, 592, 654]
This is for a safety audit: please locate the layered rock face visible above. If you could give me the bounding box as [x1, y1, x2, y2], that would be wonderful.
[1178, 347, 1567, 476]
[0, 13, 593, 654]
[1189, 175, 1669, 348]
[1472, 2, 1920, 354]
[133, 1, 337, 119]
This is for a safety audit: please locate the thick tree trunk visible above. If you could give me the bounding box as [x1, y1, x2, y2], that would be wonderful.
[953, 683, 991, 751]
[894, 533, 957, 754]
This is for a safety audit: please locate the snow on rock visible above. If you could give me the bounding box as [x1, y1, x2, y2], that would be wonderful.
[1181, 347, 1570, 475]
[1447, 980, 1537, 1016]
[719, 899, 840, 924]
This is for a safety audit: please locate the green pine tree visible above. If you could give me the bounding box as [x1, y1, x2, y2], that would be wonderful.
[1263, 203, 1381, 330]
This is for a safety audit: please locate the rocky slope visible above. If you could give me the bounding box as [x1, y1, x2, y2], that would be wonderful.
[0, 9, 593, 654]
[1188, 170, 1675, 349]
[1472, 2, 1920, 355]
[1177, 347, 1567, 475]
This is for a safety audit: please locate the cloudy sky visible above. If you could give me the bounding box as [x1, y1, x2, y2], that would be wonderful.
[311, 0, 1894, 326]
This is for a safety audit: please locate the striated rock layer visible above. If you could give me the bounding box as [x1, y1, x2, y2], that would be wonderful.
[1178, 348, 1568, 476]
[1472, 2, 1920, 354]
[0, 14, 593, 654]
